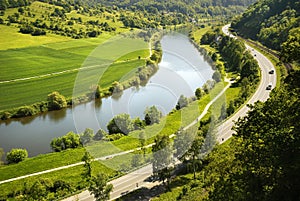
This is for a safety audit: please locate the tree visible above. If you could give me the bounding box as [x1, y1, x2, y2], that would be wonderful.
[51, 132, 81, 152]
[107, 113, 134, 135]
[209, 71, 300, 200]
[195, 88, 204, 100]
[6, 148, 28, 164]
[47, 91, 67, 110]
[80, 128, 94, 145]
[89, 173, 113, 201]
[82, 151, 93, 179]
[94, 129, 107, 141]
[176, 95, 188, 110]
[212, 71, 222, 82]
[152, 135, 173, 186]
[219, 103, 227, 120]
[139, 131, 146, 157]
[132, 117, 145, 130]
[144, 105, 162, 125]
[174, 129, 203, 180]
[227, 100, 235, 116]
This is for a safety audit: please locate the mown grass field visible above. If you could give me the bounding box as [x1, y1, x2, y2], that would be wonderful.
[0, 31, 149, 110]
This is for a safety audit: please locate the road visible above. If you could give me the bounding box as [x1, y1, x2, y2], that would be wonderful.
[217, 24, 276, 142]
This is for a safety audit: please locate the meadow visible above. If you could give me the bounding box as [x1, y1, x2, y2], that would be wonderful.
[0, 28, 149, 110]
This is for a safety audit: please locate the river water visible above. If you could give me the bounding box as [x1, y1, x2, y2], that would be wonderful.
[0, 34, 214, 157]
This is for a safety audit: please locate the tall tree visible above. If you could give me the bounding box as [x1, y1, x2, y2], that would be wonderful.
[152, 135, 173, 186]
[82, 151, 93, 179]
[144, 105, 162, 125]
[89, 173, 113, 201]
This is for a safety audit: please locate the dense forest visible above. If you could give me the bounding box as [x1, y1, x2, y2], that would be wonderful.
[164, 70, 300, 201]
[97, 0, 257, 17]
[232, 0, 300, 63]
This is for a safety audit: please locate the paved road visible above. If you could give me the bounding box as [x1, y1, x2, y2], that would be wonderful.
[217, 24, 276, 142]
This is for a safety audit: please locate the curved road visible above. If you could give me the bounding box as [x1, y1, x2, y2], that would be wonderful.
[217, 24, 276, 142]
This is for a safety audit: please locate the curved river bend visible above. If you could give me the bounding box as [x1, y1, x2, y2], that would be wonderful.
[0, 34, 214, 157]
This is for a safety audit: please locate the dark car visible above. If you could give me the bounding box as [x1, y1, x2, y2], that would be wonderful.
[269, 69, 274, 74]
[266, 83, 272, 90]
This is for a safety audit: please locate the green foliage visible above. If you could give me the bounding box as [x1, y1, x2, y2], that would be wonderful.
[14, 105, 38, 118]
[144, 105, 162, 125]
[281, 27, 300, 63]
[82, 151, 93, 179]
[107, 113, 134, 135]
[89, 173, 113, 201]
[232, 0, 299, 62]
[176, 95, 189, 110]
[94, 129, 107, 141]
[200, 31, 217, 45]
[99, 0, 256, 18]
[195, 87, 204, 100]
[132, 117, 145, 130]
[212, 70, 222, 82]
[50, 131, 81, 152]
[216, 71, 300, 201]
[47, 91, 67, 111]
[6, 148, 28, 164]
[152, 135, 173, 185]
[80, 128, 94, 145]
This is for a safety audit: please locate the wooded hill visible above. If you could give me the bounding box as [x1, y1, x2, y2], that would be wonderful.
[97, 0, 257, 17]
[232, 0, 300, 63]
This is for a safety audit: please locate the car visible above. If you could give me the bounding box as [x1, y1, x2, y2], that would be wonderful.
[266, 83, 272, 90]
[269, 69, 274, 74]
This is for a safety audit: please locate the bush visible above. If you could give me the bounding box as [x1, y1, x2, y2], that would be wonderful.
[51, 132, 81, 152]
[105, 133, 124, 141]
[6, 148, 28, 164]
[47, 91, 67, 111]
[14, 106, 37, 118]
[107, 113, 134, 135]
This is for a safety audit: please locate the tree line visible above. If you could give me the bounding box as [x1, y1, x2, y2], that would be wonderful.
[231, 0, 300, 63]
[173, 70, 300, 201]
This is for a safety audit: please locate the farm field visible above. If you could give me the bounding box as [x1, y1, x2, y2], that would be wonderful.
[0, 31, 149, 110]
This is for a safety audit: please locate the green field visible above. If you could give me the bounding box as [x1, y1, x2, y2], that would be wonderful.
[0, 31, 149, 110]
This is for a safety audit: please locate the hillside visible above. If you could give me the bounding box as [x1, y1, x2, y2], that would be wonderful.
[97, 0, 257, 17]
[231, 0, 300, 63]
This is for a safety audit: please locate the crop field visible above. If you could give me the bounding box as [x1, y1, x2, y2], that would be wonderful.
[0, 32, 149, 110]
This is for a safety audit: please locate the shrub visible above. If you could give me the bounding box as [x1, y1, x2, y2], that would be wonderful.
[47, 91, 67, 111]
[6, 148, 28, 164]
[14, 106, 37, 118]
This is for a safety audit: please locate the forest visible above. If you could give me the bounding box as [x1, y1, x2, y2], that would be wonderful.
[232, 0, 300, 63]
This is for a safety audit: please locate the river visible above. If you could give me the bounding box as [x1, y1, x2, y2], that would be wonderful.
[0, 34, 214, 157]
